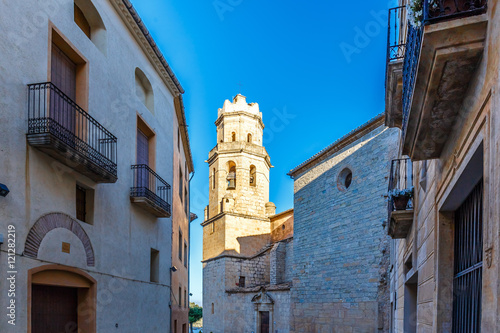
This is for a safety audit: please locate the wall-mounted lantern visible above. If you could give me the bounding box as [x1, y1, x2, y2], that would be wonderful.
[0, 183, 9, 197]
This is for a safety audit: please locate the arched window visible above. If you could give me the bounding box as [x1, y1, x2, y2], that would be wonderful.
[74, 0, 107, 54]
[227, 161, 236, 189]
[231, 132, 236, 142]
[247, 133, 252, 143]
[250, 165, 256, 186]
[212, 168, 216, 189]
[135, 68, 154, 113]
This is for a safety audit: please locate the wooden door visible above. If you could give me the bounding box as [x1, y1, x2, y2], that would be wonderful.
[136, 128, 150, 189]
[51, 44, 77, 136]
[32, 284, 78, 333]
[260, 311, 269, 333]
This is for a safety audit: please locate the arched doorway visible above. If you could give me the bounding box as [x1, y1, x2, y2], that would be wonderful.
[28, 265, 96, 333]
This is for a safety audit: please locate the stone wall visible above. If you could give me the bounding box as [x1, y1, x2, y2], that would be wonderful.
[290, 121, 399, 332]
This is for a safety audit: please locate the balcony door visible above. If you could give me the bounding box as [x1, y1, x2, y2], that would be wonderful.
[51, 43, 77, 137]
[137, 128, 150, 191]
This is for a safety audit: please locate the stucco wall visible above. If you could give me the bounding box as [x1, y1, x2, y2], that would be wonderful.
[0, 0, 188, 331]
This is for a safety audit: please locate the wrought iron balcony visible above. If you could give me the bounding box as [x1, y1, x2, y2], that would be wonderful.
[385, 6, 407, 129]
[27, 82, 117, 183]
[130, 164, 171, 218]
[387, 158, 414, 239]
[401, 0, 488, 160]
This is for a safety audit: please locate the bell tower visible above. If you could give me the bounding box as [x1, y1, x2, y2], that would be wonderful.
[203, 94, 274, 260]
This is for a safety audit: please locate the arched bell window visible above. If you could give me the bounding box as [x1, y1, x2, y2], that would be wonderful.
[231, 132, 236, 142]
[247, 133, 252, 143]
[227, 162, 236, 189]
[250, 165, 256, 186]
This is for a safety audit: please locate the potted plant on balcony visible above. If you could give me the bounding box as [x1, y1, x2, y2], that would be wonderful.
[389, 187, 414, 211]
[407, 0, 440, 27]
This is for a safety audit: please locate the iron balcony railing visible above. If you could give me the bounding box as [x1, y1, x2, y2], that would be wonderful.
[387, 158, 413, 219]
[401, 0, 488, 138]
[387, 6, 407, 62]
[130, 164, 171, 216]
[27, 82, 117, 177]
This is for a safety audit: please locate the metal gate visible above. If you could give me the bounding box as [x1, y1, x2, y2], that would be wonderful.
[452, 180, 483, 333]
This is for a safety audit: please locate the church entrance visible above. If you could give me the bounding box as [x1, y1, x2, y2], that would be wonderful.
[260, 311, 270, 333]
[32, 285, 78, 333]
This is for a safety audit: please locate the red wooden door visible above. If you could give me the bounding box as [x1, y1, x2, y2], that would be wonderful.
[32, 284, 78, 333]
[51, 44, 77, 136]
[260, 311, 269, 333]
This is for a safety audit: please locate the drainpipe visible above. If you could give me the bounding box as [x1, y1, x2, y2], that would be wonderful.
[188, 170, 195, 333]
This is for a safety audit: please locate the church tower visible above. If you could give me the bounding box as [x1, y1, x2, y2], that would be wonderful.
[203, 94, 275, 260]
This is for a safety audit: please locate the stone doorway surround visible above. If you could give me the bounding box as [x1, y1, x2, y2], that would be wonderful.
[252, 287, 274, 333]
[27, 264, 97, 333]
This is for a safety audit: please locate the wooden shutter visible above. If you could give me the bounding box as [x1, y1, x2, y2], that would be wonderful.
[136, 128, 149, 165]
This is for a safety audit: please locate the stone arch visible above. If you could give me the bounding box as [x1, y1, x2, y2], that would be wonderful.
[24, 213, 95, 267]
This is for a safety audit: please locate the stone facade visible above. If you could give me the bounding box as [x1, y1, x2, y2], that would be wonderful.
[385, 1, 500, 332]
[288, 116, 399, 332]
[0, 0, 193, 332]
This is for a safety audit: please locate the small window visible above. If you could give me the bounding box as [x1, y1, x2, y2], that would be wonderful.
[212, 303, 214, 314]
[150, 249, 159, 283]
[74, 3, 91, 38]
[73, 0, 107, 54]
[135, 68, 154, 113]
[250, 165, 256, 187]
[76, 184, 94, 224]
[231, 132, 236, 142]
[212, 168, 216, 189]
[178, 230, 183, 261]
[239, 276, 246, 288]
[211, 221, 215, 234]
[184, 289, 187, 308]
[337, 168, 353, 192]
[184, 187, 188, 216]
[179, 286, 182, 308]
[179, 165, 183, 200]
[247, 133, 252, 143]
[184, 242, 188, 267]
[227, 162, 236, 189]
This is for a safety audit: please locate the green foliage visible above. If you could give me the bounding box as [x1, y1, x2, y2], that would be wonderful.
[189, 302, 203, 324]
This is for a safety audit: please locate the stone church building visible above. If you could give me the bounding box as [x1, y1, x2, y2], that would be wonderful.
[202, 95, 400, 332]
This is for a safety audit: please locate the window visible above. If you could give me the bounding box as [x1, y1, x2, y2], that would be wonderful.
[135, 68, 154, 113]
[178, 230, 183, 261]
[239, 276, 246, 288]
[76, 184, 94, 224]
[74, 3, 90, 38]
[184, 289, 187, 308]
[184, 187, 188, 216]
[211, 221, 215, 234]
[231, 132, 236, 142]
[174, 320, 177, 333]
[212, 168, 216, 189]
[250, 165, 256, 186]
[227, 162, 236, 189]
[184, 242, 188, 267]
[178, 128, 181, 150]
[178, 286, 182, 307]
[211, 303, 214, 314]
[150, 249, 159, 283]
[337, 167, 353, 192]
[247, 133, 252, 143]
[179, 165, 183, 200]
[73, 0, 107, 54]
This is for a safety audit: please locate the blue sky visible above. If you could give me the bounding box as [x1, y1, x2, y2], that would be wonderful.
[130, 0, 398, 305]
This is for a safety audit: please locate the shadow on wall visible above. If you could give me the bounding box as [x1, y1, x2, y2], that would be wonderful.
[236, 234, 271, 256]
[271, 215, 294, 243]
